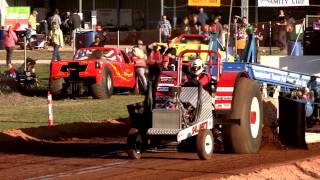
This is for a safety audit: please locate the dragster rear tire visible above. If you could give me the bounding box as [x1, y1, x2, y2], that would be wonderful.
[197, 129, 214, 160]
[91, 68, 113, 99]
[223, 77, 263, 153]
[127, 128, 143, 159]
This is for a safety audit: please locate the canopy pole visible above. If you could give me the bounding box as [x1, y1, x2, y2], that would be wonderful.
[225, 0, 234, 61]
[79, 0, 82, 13]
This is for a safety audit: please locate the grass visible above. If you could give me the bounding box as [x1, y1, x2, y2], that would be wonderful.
[0, 55, 144, 131]
[0, 49, 74, 60]
[0, 94, 143, 131]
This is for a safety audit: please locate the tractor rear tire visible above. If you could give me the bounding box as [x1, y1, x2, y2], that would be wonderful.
[91, 69, 113, 99]
[127, 128, 143, 159]
[196, 129, 214, 160]
[223, 78, 263, 154]
[50, 78, 64, 99]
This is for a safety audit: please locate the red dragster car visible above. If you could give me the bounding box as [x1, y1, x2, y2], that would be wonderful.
[49, 47, 136, 99]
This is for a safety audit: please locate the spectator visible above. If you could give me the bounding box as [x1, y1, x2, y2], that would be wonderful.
[90, 35, 103, 47]
[276, 9, 287, 50]
[286, 13, 296, 33]
[50, 22, 64, 61]
[62, 11, 72, 35]
[201, 24, 210, 36]
[190, 15, 201, 34]
[181, 17, 190, 34]
[198, 8, 208, 26]
[71, 9, 81, 31]
[131, 47, 147, 92]
[135, 40, 147, 56]
[158, 15, 172, 43]
[147, 43, 162, 81]
[213, 16, 223, 42]
[237, 25, 248, 61]
[228, 16, 240, 56]
[164, 40, 176, 65]
[253, 25, 263, 61]
[51, 9, 62, 26]
[28, 10, 38, 35]
[100, 31, 108, 46]
[3, 26, 17, 77]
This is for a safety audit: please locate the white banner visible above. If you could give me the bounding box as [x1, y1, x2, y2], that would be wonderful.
[258, 0, 309, 7]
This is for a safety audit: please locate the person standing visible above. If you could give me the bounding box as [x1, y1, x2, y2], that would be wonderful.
[70, 9, 81, 47]
[3, 26, 17, 77]
[90, 35, 103, 47]
[164, 40, 176, 65]
[28, 10, 38, 36]
[190, 15, 201, 34]
[158, 15, 172, 43]
[181, 17, 191, 34]
[198, 8, 208, 26]
[51, 9, 62, 26]
[276, 10, 287, 50]
[212, 16, 223, 42]
[237, 25, 248, 61]
[50, 22, 64, 61]
[71, 9, 81, 32]
[131, 47, 147, 92]
[228, 16, 240, 56]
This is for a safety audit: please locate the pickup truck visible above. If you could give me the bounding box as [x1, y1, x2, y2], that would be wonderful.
[49, 47, 136, 99]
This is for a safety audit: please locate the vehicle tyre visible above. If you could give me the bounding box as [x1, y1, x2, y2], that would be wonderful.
[223, 78, 263, 153]
[50, 78, 64, 99]
[90, 68, 113, 99]
[127, 128, 143, 159]
[196, 129, 214, 160]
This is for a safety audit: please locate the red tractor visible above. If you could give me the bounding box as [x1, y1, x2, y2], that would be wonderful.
[127, 49, 263, 160]
[49, 47, 136, 99]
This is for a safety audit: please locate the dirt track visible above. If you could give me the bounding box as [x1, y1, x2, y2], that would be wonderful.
[0, 120, 319, 180]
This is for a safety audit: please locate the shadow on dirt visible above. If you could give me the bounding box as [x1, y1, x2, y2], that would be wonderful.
[0, 119, 131, 158]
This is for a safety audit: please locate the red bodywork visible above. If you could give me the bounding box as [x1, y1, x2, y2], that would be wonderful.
[155, 49, 248, 112]
[50, 47, 135, 89]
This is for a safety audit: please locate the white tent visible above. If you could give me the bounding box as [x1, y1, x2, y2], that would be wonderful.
[0, 0, 8, 26]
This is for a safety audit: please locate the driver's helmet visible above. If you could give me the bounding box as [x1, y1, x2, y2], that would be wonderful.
[191, 58, 204, 75]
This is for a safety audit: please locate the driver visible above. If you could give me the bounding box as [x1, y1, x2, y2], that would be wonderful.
[184, 58, 211, 92]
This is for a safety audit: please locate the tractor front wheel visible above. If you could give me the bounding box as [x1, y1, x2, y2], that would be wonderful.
[196, 129, 214, 160]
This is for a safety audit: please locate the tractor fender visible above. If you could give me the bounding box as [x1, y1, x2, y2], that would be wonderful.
[215, 71, 250, 111]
